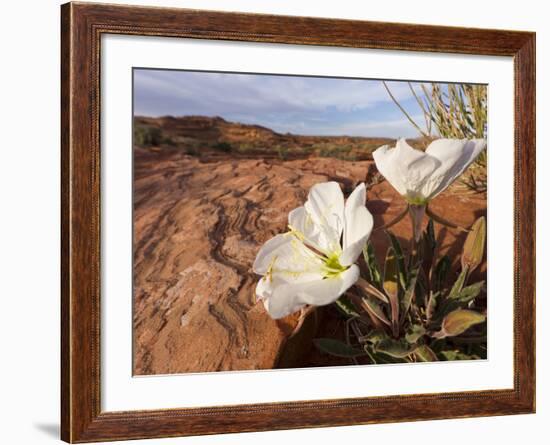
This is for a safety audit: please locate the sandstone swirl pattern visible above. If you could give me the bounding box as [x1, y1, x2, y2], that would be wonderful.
[133, 147, 486, 375]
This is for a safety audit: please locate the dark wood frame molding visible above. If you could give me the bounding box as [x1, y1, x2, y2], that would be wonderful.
[61, 2, 536, 442]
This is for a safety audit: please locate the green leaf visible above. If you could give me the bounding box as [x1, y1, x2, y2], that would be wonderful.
[363, 242, 382, 288]
[355, 277, 389, 303]
[438, 350, 480, 361]
[433, 255, 451, 291]
[461, 216, 486, 272]
[435, 309, 486, 338]
[313, 338, 366, 358]
[386, 231, 407, 290]
[426, 290, 441, 321]
[423, 218, 437, 259]
[365, 346, 407, 364]
[429, 338, 448, 353]
[405, 324, 426, 344]
[375, 338, 416, 359]
[335, 296, 360, 318]
[360, 329, 389, 345]
[414, 345, 438, 362]
[448, 269, 468, 299]
[437, 282, 485, 321]
[400, 266, 419, 323]
[383, 247, 399, 297]
[383, 247, 400, 336]
[362, 296, 391, 327]
[453, 281, 484, 303]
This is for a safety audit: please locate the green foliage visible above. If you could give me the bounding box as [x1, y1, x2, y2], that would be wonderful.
[334, 296, 361, 318]
[313, 338, 366, 358]
[185, 146, 199, 156]
[363, 242, 382, 289]
[383, 81, 487, 192]
[435, 309, 486, 338]
[134, 125, 163, 146]
[277, 146, 290, 160]
[461, 217, 486, 272]
[316, 216, 487, 365]
[414, 345, 438, 362]
[318, 145, 357, 161]
[213, 141, 233, 153]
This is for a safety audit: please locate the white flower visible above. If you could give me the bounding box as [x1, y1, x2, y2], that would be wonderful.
[373, 138, 486, 205]
[253, 182, 373, 319]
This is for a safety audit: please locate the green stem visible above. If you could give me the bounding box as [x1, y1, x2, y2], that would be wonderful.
[408, 204, 426, 243]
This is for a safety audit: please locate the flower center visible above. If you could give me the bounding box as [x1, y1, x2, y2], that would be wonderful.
[404, 191, 429, 206]
[323, 253, 347, 278]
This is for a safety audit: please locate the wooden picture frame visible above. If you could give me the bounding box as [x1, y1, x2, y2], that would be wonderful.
[61, 2, 535, 442]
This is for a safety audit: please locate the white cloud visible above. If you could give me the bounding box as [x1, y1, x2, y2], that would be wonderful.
[133, 69, 432, 137]
[134, 69, 416, 115]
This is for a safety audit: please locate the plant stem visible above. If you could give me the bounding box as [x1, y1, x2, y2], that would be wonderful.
[408, 204, 426, 243]
[382, 81, 429, 138]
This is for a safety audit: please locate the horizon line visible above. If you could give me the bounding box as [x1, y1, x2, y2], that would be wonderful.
[134, 114, 428, 140]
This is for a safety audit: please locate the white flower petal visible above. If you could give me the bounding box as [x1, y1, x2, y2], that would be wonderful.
[303, 181, 345, 255]
[255, 277, 272, 301]
[423, 138, 486, 199]
[288, 206, 326, 253]
[253, 233, 325, 279]
[340, 183, 373, 266]
[396, 139, 441, 197]
[373, 144, 408, 196]
[373, 139, 440, 199]
[262, 292, 306, 320]
[264, 265, 360, 319]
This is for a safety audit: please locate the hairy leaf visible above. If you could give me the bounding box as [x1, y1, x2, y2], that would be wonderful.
[363, 242, 382, 288]
[355, 277, 389, 303]
[335, 295, 361, 318]
[400, 266, 419, 323]
[414, 345, 438, 362]
[448, 269, 468, 299]
[453, 281, 484, 303]
[433, 255, 451, 291]
[461, 216, 486, 272]
[426, 290, 441, 322]
[362, 296, 391, 327]
[360, 329, 389, 345]
[365, 347, 408, 364]
[375, 338, 416, 359]
[423, 218, 437, 264]
[405, 324, 426, 344]
[313, 338, 366, 358]
[439, 350, 480, 361]
[383, 247, 400, 297]
[436, 281, 484, 323]
[434, 309, 486, 338]
[387, 231, 408, 290]
[383, 247, 400, 336]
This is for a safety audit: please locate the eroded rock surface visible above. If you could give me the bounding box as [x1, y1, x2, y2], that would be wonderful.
[133, 147, 486, 375]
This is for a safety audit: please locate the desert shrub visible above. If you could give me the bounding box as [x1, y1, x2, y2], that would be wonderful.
[383, 82, 487, 140]
[134, 125, 162, 147]
[315, 217, 487, 364]
[319, 145, 355, 161]
[277, 146, 290, 160]
[213, 141, 233, 153]
[383, 81, 487, 191]
[162, 135, 175, 146]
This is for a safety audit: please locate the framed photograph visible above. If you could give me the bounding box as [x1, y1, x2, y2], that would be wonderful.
[61, 2, 535, 442]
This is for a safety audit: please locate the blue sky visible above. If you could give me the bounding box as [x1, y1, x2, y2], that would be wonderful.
[133, 69, 435, 138]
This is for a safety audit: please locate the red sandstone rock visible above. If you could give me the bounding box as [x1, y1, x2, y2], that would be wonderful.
[133, 146, 486, 375]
